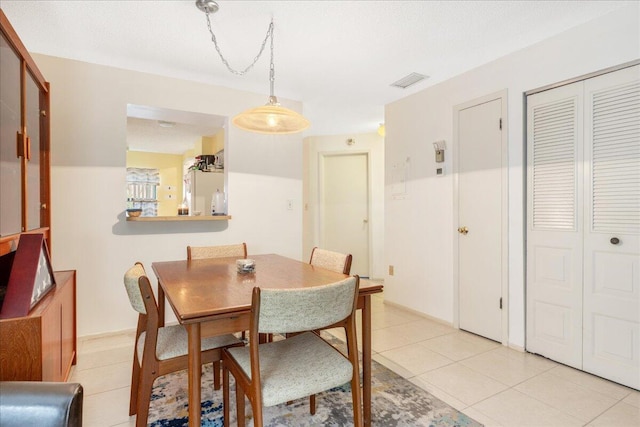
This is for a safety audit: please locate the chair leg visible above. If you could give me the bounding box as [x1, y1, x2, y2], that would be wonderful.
[251, 394, 263, 427]
[129, 357, 140, 416]
[345, 322, 363, 427]
[135, 370, 157, 427]
[309, 394, 316, 415]
[350, 371, 363, 427]
[223, 365, 230, 427]
[213, 361, 221, 390]
[236, 381, 246, 427]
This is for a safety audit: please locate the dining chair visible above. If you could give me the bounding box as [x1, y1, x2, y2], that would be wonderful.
[222, 276, 362, 427]
[187, 242, 249, 341]
[304, 246, 353, 411]
[309, 246, 352, 274]
[187, 242, 247, 260]
[124, 262, 244, 427]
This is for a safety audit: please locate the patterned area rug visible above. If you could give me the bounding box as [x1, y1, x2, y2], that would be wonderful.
[148, 336, 482, 427]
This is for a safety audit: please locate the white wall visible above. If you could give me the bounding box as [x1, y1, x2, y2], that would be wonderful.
[384, 5, 639, 348]
[33, 54, 304, 337]
[303, 133, 385, 279]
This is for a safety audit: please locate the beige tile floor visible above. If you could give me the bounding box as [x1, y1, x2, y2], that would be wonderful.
[70, 293, 640, 426]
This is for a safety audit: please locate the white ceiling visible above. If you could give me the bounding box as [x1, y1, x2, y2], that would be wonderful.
[1, 1, 634, 136]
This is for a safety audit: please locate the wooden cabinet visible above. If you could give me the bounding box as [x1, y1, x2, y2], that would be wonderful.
[0, 11, 73, 382]
[0, 270, 76, 381]
[0, 9, 51, 244]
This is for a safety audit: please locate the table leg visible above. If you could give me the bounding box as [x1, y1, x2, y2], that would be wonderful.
[157, 283, 165, 327]
[187, 323, 202, 427]
[362, 295, 372, 427]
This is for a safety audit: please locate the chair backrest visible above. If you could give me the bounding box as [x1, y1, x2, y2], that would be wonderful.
[124, 262, 149, 315]
[187, 243, 247, 260]
[309, 247, 352, 275]
[123, 262, 160, 358]
[253, 276, 359, 334]
[123, 262, 160, 328]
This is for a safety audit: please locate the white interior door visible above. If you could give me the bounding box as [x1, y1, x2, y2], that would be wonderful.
[320, 153, 370, 277]
[526, 82, 584, 368]
[583, 65, 639, 389]
[526, 64, 639, 389]
[458, 97, 503, 342]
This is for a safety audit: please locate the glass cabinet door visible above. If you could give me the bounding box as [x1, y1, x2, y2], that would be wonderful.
[0, 32, 22, 236]
[26, 71, 42, 230]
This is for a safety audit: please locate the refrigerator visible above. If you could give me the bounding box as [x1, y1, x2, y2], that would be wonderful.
[186, 170, 225, 215]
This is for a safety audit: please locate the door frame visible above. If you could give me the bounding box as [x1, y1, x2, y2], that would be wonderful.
[318, 150, 372, 277]
[453, 89, 509, 345]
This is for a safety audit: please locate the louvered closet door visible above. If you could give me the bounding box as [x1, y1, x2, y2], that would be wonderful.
[526, 82, 584, 368]
[583, 65, 639, 389]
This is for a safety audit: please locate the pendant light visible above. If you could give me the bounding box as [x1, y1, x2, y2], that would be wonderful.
[196, 0, 310, 134]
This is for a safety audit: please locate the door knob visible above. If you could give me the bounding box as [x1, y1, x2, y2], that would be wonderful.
[610, 237, 620, 245]
[457, 226, 469, 235]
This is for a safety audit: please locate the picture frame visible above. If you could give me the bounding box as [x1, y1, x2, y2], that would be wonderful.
[0, 233, 56, 319]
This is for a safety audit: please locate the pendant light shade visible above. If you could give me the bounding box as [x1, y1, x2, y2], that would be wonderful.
[197, 2, 310, 135]
[233, 97, 310, 135]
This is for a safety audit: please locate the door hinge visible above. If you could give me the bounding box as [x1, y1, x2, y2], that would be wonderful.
[499, 297, 503, 309]
[499, 118, 502, 130]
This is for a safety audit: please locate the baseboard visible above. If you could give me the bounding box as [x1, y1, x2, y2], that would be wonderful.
[382, 299, 454, 327]
[508, 343, 525, 353]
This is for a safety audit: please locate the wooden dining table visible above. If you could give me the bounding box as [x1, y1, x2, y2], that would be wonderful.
[152, 253, 383, 427]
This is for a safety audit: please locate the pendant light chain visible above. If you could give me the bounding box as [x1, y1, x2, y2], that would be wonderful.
[269, 22, 276, 101]
[204, 11, 273, 76]
[196, 0, 309, 134]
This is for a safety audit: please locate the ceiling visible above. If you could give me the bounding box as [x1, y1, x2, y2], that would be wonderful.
[1, 1, 634, 137]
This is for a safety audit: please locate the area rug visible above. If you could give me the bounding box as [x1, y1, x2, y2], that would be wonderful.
[148, 337, 482, 427]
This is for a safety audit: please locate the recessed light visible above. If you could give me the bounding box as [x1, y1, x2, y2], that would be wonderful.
[158, 120, 176, 128]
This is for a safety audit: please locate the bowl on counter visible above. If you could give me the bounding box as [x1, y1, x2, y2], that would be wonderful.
[126, 208, 142, 217]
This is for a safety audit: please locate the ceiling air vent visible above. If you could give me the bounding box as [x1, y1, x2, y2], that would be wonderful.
[390, 72, 429, 89]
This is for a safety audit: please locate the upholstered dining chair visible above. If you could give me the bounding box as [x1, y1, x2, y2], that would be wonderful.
[124, 262, 243, 427]
[305, 246, 354, 411]
[187, 242, 249, 341]
[309, 246, 352, 274]
[187, 242, 247, 260]
[222, 276, 362, 427]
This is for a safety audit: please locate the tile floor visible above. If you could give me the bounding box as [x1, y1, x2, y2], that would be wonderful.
[70, 292, 640, 426]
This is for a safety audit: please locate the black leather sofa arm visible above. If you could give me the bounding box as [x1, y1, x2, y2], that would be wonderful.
[0, 382, 83, 427]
